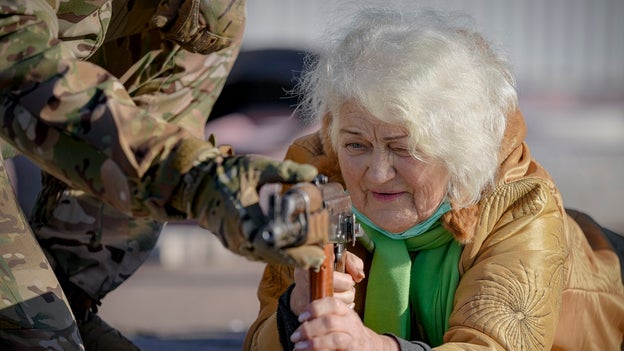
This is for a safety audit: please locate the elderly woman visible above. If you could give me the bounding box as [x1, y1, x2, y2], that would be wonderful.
[243, 5, 624, 351]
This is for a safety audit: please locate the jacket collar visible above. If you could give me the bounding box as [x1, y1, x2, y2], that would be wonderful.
[441, 109, 530, 243]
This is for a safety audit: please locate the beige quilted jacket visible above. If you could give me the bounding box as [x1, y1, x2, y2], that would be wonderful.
[244, 110, 624, 350]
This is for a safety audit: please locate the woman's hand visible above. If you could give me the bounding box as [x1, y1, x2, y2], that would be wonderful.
[290, 297, 400, 351]
[290, 251, 365, 316]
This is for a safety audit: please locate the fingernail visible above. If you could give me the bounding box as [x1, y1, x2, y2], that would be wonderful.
[294, 341, 309, 350]
[290, 330, 301, 342]
[298, 311, 311, 322]
[347, 302, 355, 309]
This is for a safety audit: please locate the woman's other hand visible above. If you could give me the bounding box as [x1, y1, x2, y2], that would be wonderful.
[290, 297, 399, 351]
[290, 251, 365, 316]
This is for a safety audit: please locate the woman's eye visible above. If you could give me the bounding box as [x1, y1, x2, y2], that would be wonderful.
[346, 142, 361, 149]
[391, 147, 411, 157]
[344, 142, 366, 152]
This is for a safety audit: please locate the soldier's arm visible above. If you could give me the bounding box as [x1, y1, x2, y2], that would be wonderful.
[0, 0, 242, 219]
[0, 0, 324, 268]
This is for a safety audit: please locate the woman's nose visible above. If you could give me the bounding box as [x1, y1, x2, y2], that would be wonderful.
[366, 150, 396, 183]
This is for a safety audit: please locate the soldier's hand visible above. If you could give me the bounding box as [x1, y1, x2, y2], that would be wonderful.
[185, 155, 325, 269]
[152, 0, 246, 54]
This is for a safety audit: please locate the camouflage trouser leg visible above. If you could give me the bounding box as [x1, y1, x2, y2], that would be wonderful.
[0, 161, 83, 350]
[30, 173, 163, 303]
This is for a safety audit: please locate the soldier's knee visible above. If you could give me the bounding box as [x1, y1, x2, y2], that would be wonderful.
[0, 292, 84, 350]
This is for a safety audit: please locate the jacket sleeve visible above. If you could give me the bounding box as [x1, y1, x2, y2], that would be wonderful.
[244, 263, 295, 351]
[0, 0, 243, 220]
[437, 179, 568, 350]
[244, 136, 319, 350]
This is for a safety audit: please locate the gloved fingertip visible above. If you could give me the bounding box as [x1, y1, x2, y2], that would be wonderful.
[307, 255, 326, 271]
[296, 164, 318, 181]
[152, 14, 168, 28]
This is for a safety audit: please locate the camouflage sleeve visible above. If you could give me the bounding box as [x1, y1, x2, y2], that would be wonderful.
[104, 42, 239, 139]
[97, 0, 245, 137]
[0, 139, 20, 159]
[0, 0, 245, 219]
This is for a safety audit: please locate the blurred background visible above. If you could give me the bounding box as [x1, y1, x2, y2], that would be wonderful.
[7, 0, 623, 350]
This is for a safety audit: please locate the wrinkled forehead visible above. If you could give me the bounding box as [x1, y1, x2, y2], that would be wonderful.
[335, 100, 410, 130]
[337, 107, 409, 140]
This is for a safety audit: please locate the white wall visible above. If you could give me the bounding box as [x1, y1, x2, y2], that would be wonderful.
[243, 0, 624, 98]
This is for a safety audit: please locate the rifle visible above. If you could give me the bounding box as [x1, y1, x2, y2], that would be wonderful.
[260, 175, 362, 301]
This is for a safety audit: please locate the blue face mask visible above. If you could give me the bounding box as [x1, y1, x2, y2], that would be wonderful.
[352, 201, 451, 239]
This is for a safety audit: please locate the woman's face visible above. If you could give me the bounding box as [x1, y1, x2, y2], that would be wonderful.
[336, 102, 450, 233]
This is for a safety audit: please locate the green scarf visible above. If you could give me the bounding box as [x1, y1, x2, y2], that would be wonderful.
[358, 207, 462, 346]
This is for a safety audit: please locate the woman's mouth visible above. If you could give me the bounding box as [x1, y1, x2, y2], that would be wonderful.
[371, 191, 403, 202]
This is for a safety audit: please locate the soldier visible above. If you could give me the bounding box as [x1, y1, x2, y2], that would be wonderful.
[0, 1, 324, 350]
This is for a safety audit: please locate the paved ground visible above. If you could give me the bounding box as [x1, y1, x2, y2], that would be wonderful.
[31, 96, 617, 350]
[132, 332, 246, 351]
[105, 261, 258, 350]
[99, 240, 264, 348]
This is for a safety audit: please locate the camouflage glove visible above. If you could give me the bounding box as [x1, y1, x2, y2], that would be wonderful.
[181, 154, 325, 269]
[152, 0, 246, 54]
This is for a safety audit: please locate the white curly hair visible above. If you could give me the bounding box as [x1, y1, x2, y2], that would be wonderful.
[297, 2, 518, 207]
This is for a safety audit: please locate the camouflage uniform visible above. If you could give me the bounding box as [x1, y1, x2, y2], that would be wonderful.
[0, 0, 322, 350]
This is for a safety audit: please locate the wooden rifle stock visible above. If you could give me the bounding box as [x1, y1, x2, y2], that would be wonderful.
[309, 243, 335, 300]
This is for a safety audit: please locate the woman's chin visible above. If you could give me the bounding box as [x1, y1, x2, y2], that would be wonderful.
[369, 217, 414, 234]
[358, 207, 420, 233]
